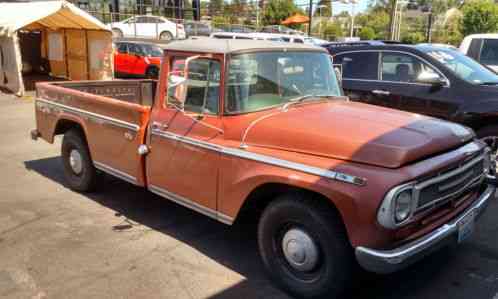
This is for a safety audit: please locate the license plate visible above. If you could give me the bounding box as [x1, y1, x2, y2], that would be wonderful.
[458, 211, 475, 243]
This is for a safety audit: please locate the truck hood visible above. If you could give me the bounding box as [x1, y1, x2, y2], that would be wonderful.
[243, 101, 474, 168]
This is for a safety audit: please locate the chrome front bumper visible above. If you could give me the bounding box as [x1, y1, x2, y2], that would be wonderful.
[355, 184, 495, 274]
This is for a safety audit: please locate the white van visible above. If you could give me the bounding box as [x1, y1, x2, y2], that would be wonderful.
[460, 34, 498, 72]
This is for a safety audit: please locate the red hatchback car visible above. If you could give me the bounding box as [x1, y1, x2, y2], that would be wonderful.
[114, 41, 163, 78]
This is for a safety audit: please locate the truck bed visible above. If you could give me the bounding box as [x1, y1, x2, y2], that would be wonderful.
[34, 79, 153, 186]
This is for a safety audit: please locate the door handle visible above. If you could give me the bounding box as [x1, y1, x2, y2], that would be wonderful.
[372, 90, 390, 96]
[151, 122, 168, 131]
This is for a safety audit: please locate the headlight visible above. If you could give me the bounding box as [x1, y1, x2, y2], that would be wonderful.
[377, 183, 415, 229]
[394, 189, 412, 223]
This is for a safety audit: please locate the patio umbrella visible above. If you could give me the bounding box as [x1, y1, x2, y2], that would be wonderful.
[281, 14, 310, 25]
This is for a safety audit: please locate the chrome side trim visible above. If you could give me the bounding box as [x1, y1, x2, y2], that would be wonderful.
[36, 98, 140, 132]
[356, 184, 494, 274]
[149, 184, 234, 225]
[150, 130, 365, 184]
[93, 161, 137, 185]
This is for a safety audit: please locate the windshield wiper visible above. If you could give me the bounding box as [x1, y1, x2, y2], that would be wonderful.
[282, 94, 332, 110]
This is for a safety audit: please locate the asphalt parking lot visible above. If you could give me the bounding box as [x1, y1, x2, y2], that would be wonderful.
[1, 92, 498, 299]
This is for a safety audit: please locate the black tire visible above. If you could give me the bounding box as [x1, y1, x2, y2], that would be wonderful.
[112, 28, 123, 38]
[159, 31, 173, 41]
[61, 129, 98, 192]
[258, 193, 354, 299]
[145, 66, 159, 79]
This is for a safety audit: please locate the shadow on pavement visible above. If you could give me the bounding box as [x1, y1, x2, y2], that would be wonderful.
[23, 156, 492, 299]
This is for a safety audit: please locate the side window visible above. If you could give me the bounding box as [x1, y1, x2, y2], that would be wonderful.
[135, 17, 148, 23]
[467, 38, 483, 61]
[167, 57, 221, 115]
[334, 52, 378, 80]
[117, 43, 128, 54]
[293, 38, 304, 44]
[480, 39, 498, 66]
[128, 44, 143, 56]
[381, 52, 440, 83]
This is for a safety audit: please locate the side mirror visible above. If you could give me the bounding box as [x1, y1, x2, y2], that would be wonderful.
[416, 71, 446, 86]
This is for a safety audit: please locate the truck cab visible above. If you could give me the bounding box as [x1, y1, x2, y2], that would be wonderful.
[33, 39, 496, 298]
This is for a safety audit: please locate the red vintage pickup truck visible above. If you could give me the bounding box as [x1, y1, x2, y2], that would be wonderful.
[32, 39, 496, 298]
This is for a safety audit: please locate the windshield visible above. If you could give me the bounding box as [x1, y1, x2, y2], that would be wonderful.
[142, 44, 163, 57]
[424, 48, 498, 85]
[225, 52, 342, 114]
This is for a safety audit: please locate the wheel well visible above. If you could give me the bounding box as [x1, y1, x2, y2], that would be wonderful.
[54, 119, 86, 140]
[233, 183, 343, 233]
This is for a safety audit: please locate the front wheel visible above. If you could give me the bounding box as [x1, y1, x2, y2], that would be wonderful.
[145, 66, 159, 79]
[258, 194, 354, 298]
[61, 129, 98, 192]
[159, 31, 173, 41]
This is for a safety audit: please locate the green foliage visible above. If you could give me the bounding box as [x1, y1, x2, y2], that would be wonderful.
[261, 0, 301, 26]
[212, 16, 228, 28]
[460, 0, 498, 36]
[358, 27, 376, 40]
[315, 0, 332, 18]
[401, 32, 426, 44]
[322, 22, 344, 40]
[208, 0, 224, 15]
[355, 10, 390, 40]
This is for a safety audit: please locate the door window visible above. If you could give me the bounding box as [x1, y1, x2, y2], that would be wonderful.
[167, 58, 221, 115]
[135, 17, 148, 23]
[480, 39, 498, 66]
[117, 43, 128, 54]
[381, 52, 440, 83]
[334, 52, 378, 80]
[128, 44, 144, 56]
[467, 38, 483, 61]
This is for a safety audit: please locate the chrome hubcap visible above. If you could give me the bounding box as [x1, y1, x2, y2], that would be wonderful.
[282, 228, 319, 272]
[69, 149, 83, 175]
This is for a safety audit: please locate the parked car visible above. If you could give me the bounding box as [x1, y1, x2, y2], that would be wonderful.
[32, 39, 496, 299]
[217, 24, 254, 33]
[209, 32, 254, 39]
[183, 21, 213, 37]
[260, 25, 301, 35]
[110, 15, 186, 40]
[304, 37, 329, 46]
[326, 41, 498, 153]
[460, 34, 498, 73]
[114, 41, 162, 78]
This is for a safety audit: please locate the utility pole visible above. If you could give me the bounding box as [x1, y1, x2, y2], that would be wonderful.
[389, 0, 398, 40]
[426, 10, 433, 42]
[308, 0, 313, 35]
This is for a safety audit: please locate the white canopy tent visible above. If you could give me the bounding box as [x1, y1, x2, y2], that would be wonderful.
[0, 1, 113, 96]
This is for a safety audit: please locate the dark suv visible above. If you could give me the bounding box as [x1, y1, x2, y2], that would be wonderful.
[325, 42, 498, 148]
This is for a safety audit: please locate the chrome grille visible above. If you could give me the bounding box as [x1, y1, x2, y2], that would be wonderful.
[414, 155, 485, 213]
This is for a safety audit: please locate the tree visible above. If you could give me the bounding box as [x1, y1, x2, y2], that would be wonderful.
[314, 0, 332, 18]
[261, 0, 300, 26]
[208, 0, 224, 15]
[401, 32, 425, 44]
[460, 0, 498, 36]
[358, 27, 376, 40]
[322, 22, 344, 41]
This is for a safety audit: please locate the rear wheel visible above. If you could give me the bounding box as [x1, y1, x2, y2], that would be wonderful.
[159, 31, 173, 41]
[61, 129, 98, 192]
[257, 193, 354, 298]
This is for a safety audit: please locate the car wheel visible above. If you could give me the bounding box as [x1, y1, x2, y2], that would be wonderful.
[477, 125, 498, 174]
[145, 66, 159, 79]
[61, 129, 98, 192]
[258, 193, 354, 298]
[112, 28, 123, 38]
[159, 31, 173, 41]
